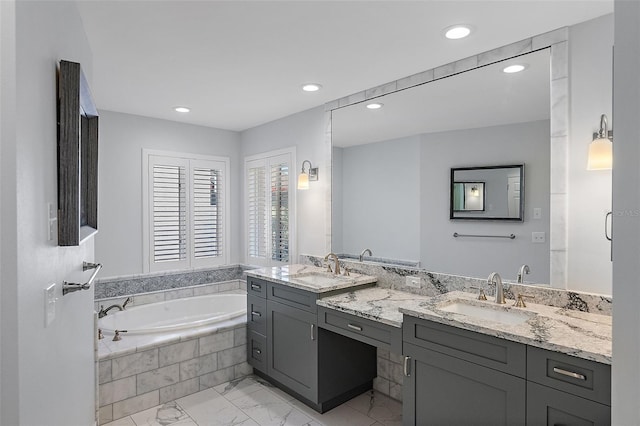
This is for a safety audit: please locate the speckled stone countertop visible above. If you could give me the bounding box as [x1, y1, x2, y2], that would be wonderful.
[245, 264, 377, 294]
[318, 288, 612, 365]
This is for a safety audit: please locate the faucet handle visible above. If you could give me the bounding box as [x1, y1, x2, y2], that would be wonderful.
[326, 263, 333, 273]
[513, 294, 535, 308]
[343, 267, 350, 277]
[470, 286, 487, 301]
[113, 329, 128, 341]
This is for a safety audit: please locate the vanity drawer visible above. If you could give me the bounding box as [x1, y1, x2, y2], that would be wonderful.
[247, 276, 267, 298]
[403, 316, 526, 378]
[527, 346, 611, 405]
[247, 295, 267, 335]
[247, 330, 267, 373]
[267, 282, 317, 313]
[318, 307, 402, 353]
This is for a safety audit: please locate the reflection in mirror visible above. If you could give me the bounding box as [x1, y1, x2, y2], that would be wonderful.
[450, 165, 523, 220]
[332, 49, 550, 284]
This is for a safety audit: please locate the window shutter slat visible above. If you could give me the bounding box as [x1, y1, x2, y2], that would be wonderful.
[192, 167, 224, 259]
[152, 164, 186, 263]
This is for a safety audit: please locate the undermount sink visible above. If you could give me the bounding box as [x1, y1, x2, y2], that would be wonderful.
[288, 271, 354, 287]
[438, 299, 533, 325]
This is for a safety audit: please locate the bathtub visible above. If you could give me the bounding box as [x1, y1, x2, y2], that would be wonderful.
[98, 293, 246, 334]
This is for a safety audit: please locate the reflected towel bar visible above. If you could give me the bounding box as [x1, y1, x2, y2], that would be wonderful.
[453, 232, 516, 240]
[62, 261, 103, 295]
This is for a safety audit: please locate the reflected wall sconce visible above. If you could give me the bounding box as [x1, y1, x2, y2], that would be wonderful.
[587, 114, 613, 170]
[470, 186, 480, 197]
[297, 160, 318, 190]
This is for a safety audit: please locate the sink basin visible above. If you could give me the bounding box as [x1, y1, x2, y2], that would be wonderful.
[438, 300, 532, 325]
[288, 271, 354, 287]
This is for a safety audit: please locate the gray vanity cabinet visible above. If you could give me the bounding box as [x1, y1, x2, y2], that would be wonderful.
[266, 299, 319, 402]
[402, 316, 526, 425]
[246, 276, 377, 413]
[402, 316, 611, 425]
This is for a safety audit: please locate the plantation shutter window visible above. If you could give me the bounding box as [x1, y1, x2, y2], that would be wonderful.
[246, 151, 295, 267]
[144, 152, 229, 272]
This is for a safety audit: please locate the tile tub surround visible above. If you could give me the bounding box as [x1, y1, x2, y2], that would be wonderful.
[245, 264, 377, 293]
[98, 318, 250, 425]
[95, 281, 245, 313]
[94, 264, 256, 299]
[301, 254, 612, 315]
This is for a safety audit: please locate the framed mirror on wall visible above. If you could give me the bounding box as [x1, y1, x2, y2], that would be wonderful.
[57, 59, 99, 246]
[450, 165, 524, 221]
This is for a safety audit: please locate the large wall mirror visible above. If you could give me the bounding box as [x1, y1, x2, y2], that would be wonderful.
[331, 48, 552, 283]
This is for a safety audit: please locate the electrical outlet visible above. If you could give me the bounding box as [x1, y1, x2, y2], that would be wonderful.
[531, 232, 546, 243]
[47, 203, 57, 241]
[44, 283, 56, 327]
[405, 276, 421, 288]
[533, 208, 542, 219]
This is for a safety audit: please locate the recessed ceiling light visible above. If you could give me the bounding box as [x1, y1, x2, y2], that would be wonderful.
[302, 83, 322, 92]
[503, 64, 527, 73]
[366, 103, 383, 110]
[174, 106, 190, 113]
[444, 25, 472, 40]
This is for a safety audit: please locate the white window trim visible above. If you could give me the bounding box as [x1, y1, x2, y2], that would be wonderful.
[244, 147, 297, 267]
[142, 149, 231, 273]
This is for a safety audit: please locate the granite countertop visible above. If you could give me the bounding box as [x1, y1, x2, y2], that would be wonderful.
[318, 288, 612, 365]
[245, 264, 377, 294]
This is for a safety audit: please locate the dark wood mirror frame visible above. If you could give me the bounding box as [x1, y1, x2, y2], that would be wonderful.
[57, 60, 99, 246]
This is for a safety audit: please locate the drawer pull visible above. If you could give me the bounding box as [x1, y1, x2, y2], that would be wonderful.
[311, 324, 315, 340]
[347, 323, 363, 332]
[553, 367, 587, 381]
[251, 283, 261, 290]
[251, 311, 262, 317]
[254, 349, 262, 355]
[404, 356, 411, 376]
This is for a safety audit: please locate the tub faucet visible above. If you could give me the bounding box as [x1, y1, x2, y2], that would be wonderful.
[488, 272, 506, 304]
[359, 248, 373, 262]
[517, 264, 531, 283]
[98, 297, 131, 318]
[324, 252, 341, 275]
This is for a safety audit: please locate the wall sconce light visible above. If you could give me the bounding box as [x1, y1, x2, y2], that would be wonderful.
[297, 160, 318, 190]
[470, 186, 480, 197]
[587, 114, 613, 170]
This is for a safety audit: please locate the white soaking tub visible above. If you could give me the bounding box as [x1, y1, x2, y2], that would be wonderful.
[98, 293, 246, 334]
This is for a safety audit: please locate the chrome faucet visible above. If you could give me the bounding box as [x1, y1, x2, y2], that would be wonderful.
[488, 272, 506, 304]
[324, 252, 341, 275]
[98, 297, 131, 318]
[359, 248, 373, 262]
[517, 264, 531, 283]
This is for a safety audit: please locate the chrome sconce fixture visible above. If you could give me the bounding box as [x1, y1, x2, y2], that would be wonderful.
[587, 114, 613, 170]
[297, 160, 318, 190]
[470, 186, 480, 197]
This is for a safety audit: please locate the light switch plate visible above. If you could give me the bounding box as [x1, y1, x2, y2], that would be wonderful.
[531, 232, 546, 243]
[405, 276, 421, 288]
[44, 283, 56, 327]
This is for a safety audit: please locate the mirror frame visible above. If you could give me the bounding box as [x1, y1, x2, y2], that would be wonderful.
[57, 60, 99, 246]
[324, 29, 570, 288]
[450, 165, 524, 221]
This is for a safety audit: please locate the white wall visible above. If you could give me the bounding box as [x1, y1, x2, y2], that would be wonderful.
[0, 1, 15, 422]
[567, 13, 614, 295]
[612, 1, 640, 423]
[241, 106, 330, 261]
[1, 1, 96, 425]
[420, 121, 551, 283]
[96, 110, 241, 278]
[336, 135, 421, 262]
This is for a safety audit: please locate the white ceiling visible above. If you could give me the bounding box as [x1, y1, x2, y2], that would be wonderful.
[76, 1, 612, 132]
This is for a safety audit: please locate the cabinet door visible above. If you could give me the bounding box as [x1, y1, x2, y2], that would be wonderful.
[527, 382, 611, 426]
[267, 299, 318, 402]
[403, 342, 526, 426]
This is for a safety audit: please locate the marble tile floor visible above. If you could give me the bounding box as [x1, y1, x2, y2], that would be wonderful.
[104, 375, 402, 426]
